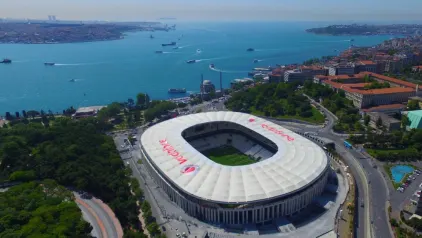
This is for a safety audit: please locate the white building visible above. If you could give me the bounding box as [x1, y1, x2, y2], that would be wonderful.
[140, 112, 329, 225]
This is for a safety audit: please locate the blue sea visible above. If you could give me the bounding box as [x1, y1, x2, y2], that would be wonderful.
[0, 22, 394, 114]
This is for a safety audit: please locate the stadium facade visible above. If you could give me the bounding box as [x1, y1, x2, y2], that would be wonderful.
[140, 112, 329, 225]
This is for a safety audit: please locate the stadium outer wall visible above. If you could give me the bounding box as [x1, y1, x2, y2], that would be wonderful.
[140, 145, 329, 225]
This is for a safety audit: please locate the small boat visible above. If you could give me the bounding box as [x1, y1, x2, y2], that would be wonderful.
[0, 58, 11, 64]
[168, 88, 187, 94]
[44, 62, 55, 66]
[69, 79, 76, 82]
[253, 59, 259, 63]
[150, 35, 154, 39]
[173, 46, 180, 49]
[246, 48, 255, 52]
[209, 64, 215, 69]
[186, 60, 196, 64]
[196, 49, 202, 54]
[350, 39, 355, 42]
[162, 42, 176, 47]
[155, 51, 164, 54]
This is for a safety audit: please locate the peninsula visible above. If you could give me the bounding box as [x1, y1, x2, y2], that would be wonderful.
[0, 21, 172, 44]
[306, 24, 422, 36]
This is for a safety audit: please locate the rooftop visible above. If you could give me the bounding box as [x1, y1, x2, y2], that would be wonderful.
[140, 111, 328, 203]
[362, 104, 406, 112]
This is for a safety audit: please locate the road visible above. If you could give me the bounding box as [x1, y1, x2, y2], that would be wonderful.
[112, 97, 392, 238]
[276, 95, 392, 238]
[75, 192, 123, 238]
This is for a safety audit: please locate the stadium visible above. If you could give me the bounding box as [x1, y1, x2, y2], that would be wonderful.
[140, 111, 330, 225]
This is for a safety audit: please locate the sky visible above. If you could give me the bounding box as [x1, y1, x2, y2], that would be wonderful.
[0, 0, 421, 22]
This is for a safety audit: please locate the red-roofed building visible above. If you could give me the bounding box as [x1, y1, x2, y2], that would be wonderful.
[361, 104, 406, 115]
[355, 60, 378, 73]
[315, 72, 420, 108]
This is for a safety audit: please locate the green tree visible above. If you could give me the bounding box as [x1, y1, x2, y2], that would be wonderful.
[408, 100, 420, 110]
[376, 116, 383, 128]
[147, 222, 161, 236]
[136, 93, 150, 108]
[364, 115, 370, 126]
[402, 114, 410, 128]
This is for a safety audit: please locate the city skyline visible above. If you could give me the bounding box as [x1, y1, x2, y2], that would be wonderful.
[0, 0, 421, 22]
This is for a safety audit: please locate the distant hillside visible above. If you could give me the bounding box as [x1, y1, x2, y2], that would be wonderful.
[306, 24, 422, 36]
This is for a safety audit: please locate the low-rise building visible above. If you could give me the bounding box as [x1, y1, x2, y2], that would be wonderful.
[408, 96, 422, 109]
[284, 66, 328, 83]
[328, 63, 355, 76]
[200, 80, 216, 93]
[361, 104, 406, 115]
[315, 72, 420, 108]
[405, 110, 422, 129]
[72, 106, 105, 119]
[412, 66, 422, 72]
[367, 112, 401, 131]
[355, 60, 378, 73]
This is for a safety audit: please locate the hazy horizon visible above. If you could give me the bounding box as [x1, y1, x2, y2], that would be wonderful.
[0, 0, 421, 22]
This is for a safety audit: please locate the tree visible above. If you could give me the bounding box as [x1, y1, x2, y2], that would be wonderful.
[376, 116, 383, 128]
[0, 181, 92, 237]
[147, 222, 161, 236]
[402, 115, 410, 128]
[136, 93, 150, 108]
[364, 114, 370, 126]
[408, 100, 420, 110]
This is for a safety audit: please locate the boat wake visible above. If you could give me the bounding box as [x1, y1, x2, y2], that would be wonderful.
[54, 63, 83, 66]
[54, 62, 105, 66]
[209, 65, 248, 74]
[255, 48, 283, 52]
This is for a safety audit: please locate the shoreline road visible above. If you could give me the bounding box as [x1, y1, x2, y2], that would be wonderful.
[75, 193, 123, 238]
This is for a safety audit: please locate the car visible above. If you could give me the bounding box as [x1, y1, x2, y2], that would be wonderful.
[126, 161, 130, 165]
[162, 226, 166, 231]
[121, 145, 125, 148]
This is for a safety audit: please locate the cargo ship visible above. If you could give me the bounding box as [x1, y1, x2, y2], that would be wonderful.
[162, 42, 176, 46]
[44, 62, 55, 66]
[0, 58, 11, 64]
[168, 88, 187, 94]
[155, 51, 164, 54]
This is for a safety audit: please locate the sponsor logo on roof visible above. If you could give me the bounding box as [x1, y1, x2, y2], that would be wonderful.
[159, 139, 188, 164]
[261, 124, 295, 141]
[181, 164, 199, 174]
[248, 118, 256, 123]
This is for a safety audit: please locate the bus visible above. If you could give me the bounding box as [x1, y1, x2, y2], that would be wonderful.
[344, 140, 352, 149]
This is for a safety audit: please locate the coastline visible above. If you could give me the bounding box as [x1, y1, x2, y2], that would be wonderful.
[0, 23, 396, 114]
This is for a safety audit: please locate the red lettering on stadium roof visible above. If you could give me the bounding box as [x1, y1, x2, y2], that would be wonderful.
[261, 124, 295, 141]
[159, 139, 187, 164]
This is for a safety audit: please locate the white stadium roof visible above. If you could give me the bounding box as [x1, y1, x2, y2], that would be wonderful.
[141, 111, 328, 204]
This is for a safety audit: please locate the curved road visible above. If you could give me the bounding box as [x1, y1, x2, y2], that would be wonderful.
[274, 95, 392, 238]
[75, 193, 123, 238]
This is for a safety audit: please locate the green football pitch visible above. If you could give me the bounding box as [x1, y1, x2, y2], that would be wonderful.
[202, 145, 256, 166]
